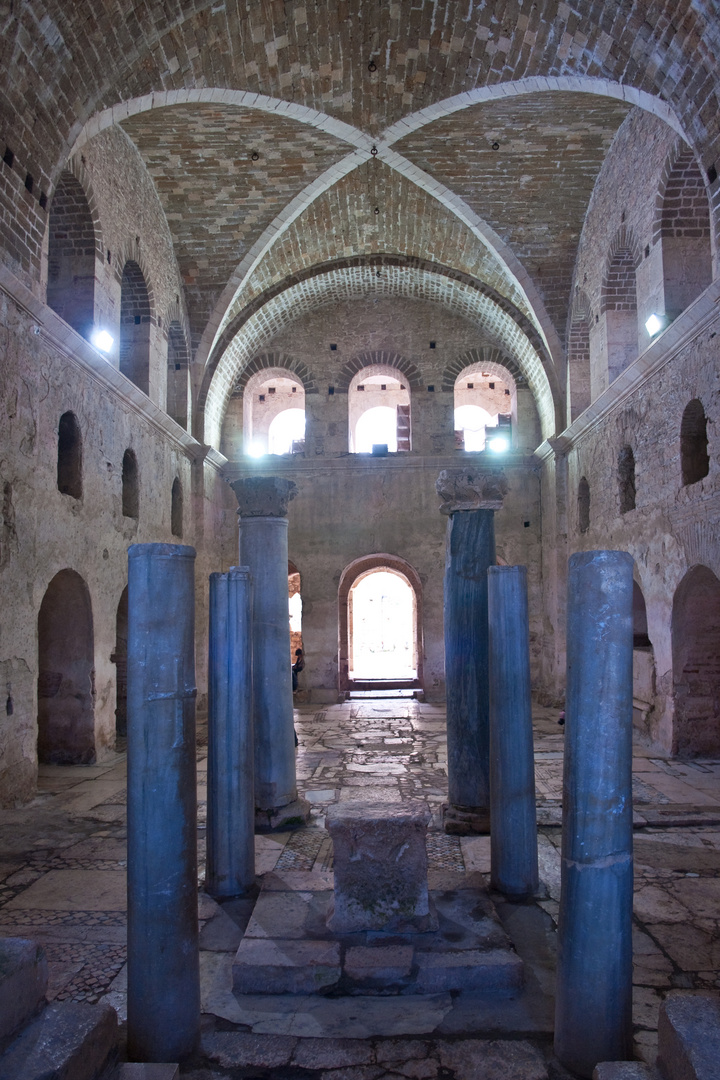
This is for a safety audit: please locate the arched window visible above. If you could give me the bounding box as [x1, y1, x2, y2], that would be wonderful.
[578, 476, 590, 534]
[167, 322, 190, 430]
[37, 569, 95, 764]
[349, 368, 411, 453]
[453, 365, 513, 451]
[171, 477, 183, 538]
[338, 554, 423, 693]
[661, 149, 712, 317]
[120, 260, 151, 395]
[47, 171, 96, 338]
[600, 236, 639, 386]
[57, 412, 82, 499]
[122, 449, 139, 519]
[680, 399, 709, 486]
[618, 445, 636, 514]
[672, 565, 720, 756]
[242, 370, 306, 456]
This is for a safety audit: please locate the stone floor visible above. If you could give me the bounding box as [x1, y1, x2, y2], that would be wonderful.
[1, 700, 719, 1079]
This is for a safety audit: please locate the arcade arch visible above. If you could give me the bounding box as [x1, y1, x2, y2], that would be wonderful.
[672, 565, 720, 757]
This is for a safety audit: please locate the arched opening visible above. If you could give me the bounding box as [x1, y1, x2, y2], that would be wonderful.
[661, 149, 712, 318]
[243, 370, 306, 456]
[171, 477, 183, 538]
[633, 580, 656, 739]
[601, 239, 639, 386]
[37, 570, 95, 764]
[122, 449, 139, 519]
[338, 554, 423, 693]
[167, 321, 190, 430]
[112, 586, 128, 742]
[680, 399, 709, 486]
[57, 412, 82, 499]
[672, 566, 720, 756]
[618, 445, 636, 514]
[288, 560, 303, 691]
[119, 260, 151, 395]
[578, 476, 590, 534]
[454, 365, 513, 451]
[567, 292, 591, 420]
[46, 171, 96, 338]
[349, 368, 411, 453]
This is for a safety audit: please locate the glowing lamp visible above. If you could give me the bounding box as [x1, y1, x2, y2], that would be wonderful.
[248, 443, 265, 458]
[645, 313, 666, 337]
[488, 436, 509, 453]
[91, 329, 114, 352]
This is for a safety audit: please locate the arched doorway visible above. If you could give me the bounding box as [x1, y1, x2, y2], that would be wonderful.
[672, 565, 720, 756]
[338, 554, 423, 694]
[37, 570, 96, 764]
[632, 580, 655, 738]
[288, 560, 303, 662]
[112, 586, 128, 742]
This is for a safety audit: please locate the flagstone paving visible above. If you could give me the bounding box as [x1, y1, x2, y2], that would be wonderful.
[0, 699, 718, 1075]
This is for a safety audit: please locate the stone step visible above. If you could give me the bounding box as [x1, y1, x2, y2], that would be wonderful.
[0, 1001, 117, 1080]
[0, 938, 48, 1043]
[657, 991, 720, 1080]
[114, 1066, 179, 1079]
[592, 1063, 659, 1079]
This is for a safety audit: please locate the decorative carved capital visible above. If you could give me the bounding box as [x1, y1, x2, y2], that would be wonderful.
[436, 468, 508, 515]
[231, 476, 298, 518]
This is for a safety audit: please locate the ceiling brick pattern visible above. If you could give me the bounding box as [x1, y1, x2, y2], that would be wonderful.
[231, 351, 318, 398]
[335, 350, 422, 394]
[660, 150, 712, 240]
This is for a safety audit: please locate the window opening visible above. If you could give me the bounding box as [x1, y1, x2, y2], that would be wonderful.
[618, 445, 636, 513]
[349, 370, 410, 453]
[57, 411, 82, 499]
[578, 476, 590, 533]
[680, 399, 709, 485]
[171, 477, 183, 538]
[349, 570, 416, 680]
[122, 449, 139, 519]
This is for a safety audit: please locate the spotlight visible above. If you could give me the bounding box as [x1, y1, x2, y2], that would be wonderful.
[91, 329, 114, 352]
[645, 313, 667, 337]
[488, 436, 509, 453]
[248, 444, 265, 458]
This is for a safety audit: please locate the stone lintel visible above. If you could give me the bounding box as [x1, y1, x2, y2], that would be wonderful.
[436, 469, 509, 515]
[231, 476, 298, 518]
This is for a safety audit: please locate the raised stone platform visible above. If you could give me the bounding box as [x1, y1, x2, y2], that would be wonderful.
[232, 869, 523, 997]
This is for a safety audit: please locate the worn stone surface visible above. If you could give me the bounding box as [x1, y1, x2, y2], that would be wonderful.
[592, 1064, 656, 1079]
[231, 477, 298, 518]
[326, 802, 433, 933]
[202, 1031, 298, 1068]
[344, 946, 414, 985]
[437, 1039, 548, 1080]
[436, 470, 509, 514]
[0, 937, 48, 1042]
[0, 1001, 117, 1080]
[232, 938, 341, 995]
[116, 1067, 180, 1080]
[657, 991, 720, 1080]
[414, 950, 523, 995]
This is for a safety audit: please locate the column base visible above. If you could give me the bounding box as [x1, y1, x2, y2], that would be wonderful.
[255, 797, 311, 832]
[442, 802, 491, 835]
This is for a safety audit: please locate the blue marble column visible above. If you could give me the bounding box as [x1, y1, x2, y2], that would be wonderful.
[206, 566, 255, 897]
[488, 564, 538, 897]
[126, 543, 200, 1062]
[231, 476, 309, 830]
[554, 549, 634, 1078]
[437, 469, 508, 835]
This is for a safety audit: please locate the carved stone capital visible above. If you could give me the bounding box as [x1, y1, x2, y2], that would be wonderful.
[436, 468, 508, 515]
[231, 476, 298, 518]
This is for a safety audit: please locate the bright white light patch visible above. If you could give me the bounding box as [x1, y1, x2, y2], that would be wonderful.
[488, 436, 509, 453]
[645, 313, 664, 337]
[248, 443, 265, 458]
[91, 329, 114, 352]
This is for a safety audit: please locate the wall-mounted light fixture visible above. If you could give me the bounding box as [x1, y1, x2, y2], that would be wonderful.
[645, 313, 667, 337]
[91, 329, 114, 352]
[488, 435, 509, 453]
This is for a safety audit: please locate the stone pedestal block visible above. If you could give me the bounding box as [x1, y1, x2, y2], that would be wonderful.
[657, 991, 720, 1080]
[0, 938, 48, 1042]
[325, 802, 436, 933]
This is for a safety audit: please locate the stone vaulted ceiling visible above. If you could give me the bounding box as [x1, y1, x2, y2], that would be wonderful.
[3, 0, 720, 438]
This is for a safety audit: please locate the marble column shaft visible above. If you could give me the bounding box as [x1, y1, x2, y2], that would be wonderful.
[488, 565, 538, 897]
[444, 508, 496, 814]
[231, 477, 305, 825]
[554, 549, 634, 1079]
[206, 566, 255, 898]
[126, 543, 200, 1063]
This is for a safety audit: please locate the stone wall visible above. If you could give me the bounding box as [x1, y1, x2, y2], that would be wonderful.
[0, 274, 198, 805]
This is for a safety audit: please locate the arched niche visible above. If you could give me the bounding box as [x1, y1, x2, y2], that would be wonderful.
[57, 412, 83, 500]
[112, 586, 128, 741]
[47, 170, 97, 338]
[122, 449, 139, 519]
[242, 367, 306, 456]
[632, 579, 656, 740]
[167, 321, 190, 430]
[171, 477, 183, 538]
[672, 565, 720, 757]
[680, 399, 709, 486]
[37, 569, 96, 764]
[659, 147, 712, 318]
[338, 554, 423, 694]
[348, 365, 411, 454]
[120, 260, 151, 395]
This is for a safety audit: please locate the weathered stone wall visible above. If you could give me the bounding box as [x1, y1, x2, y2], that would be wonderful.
[0, 280, 197, 805]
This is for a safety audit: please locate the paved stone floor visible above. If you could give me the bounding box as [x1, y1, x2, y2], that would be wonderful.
[1, 699, 719, 1078]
